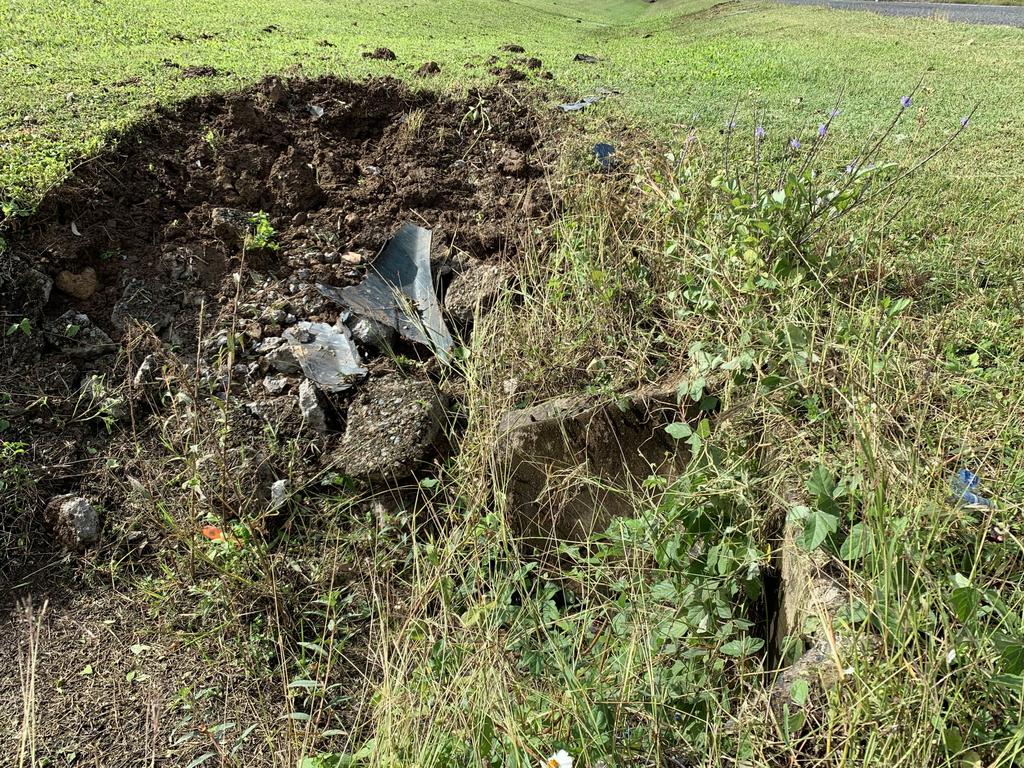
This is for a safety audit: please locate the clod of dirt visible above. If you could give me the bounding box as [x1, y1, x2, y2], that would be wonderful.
[500, 43, 526, 53]
[444, 260, 510, 328]
[494, 384, 694, 544]
[333, 373, 449, 481]
[523, 57, 543, 70]
[539, 72, 554, 81]
[362, 47, 397, 61]
[179, 64, 221, 78]
[110, 277, 179, 333]
[45, 495, 100, 551]
[489, 66, 528, 83]
[573, 53, 599, 63]
[416, 61, 441, 77]
[55, 267, 99, 300]
[269, 146, 324, 212]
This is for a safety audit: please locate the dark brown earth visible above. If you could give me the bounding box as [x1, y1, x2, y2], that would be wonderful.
[0, 74, 551, 765]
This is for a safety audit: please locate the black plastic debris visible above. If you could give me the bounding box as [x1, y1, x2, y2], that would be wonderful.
[592, 143, 616, 169]
[283, 321, 366, 392]
[573, 53, 599, 63]
[317, 223, 454, 361]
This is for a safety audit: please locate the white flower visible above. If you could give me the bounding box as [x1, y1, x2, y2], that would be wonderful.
[544, 750, 573, 768]
[947, 648, 957, 664]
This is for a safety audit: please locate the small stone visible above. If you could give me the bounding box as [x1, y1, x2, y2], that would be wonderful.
[344, 212, 360, 226]
[261, 308, 288, 325]
[263, 375, 289, 395]
[46, 495, 100, 551]
[133, 354, 158, 388]
[350, 316, 397, 349]
[55, 267, 99, 300]
[46, 311, 115, 358]
[265, 344, 300, 374]
[298, 379, 329, 433]
[269, 479, 290, 511]
[341, 251, 363, 265]
[211, 207, 254, 248]
[291, 211, 308, 225]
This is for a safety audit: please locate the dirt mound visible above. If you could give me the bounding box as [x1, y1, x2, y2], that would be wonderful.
[0, 75, 550, 563]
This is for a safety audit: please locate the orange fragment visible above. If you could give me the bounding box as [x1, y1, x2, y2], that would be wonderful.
[201, 525, 224, 541]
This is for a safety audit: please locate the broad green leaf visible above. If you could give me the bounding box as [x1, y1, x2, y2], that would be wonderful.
[949, 586, 981, 624]
[796, 508, 838, 551]
[664, 422, 692, 440]
[790, 678, 810, 707]
[839, 523, 874, 561]
[720, 636, 764, 657]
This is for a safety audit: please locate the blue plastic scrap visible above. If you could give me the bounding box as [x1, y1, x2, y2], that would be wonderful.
[592, 142, 616, 169]
[950, 468, 994, 509]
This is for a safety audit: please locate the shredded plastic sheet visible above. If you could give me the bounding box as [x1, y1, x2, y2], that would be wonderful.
[592, 142, 616, 169]
[950, 468, 994, 508]
[283, 321, 366, 392]
[317, 222, 454, 361]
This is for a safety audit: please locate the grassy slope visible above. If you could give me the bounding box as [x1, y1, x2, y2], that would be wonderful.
[4, 0, 1024, 765]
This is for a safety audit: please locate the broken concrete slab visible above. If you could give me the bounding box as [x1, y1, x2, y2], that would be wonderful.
[332, 373, 449, 482]
[768, 519, 852, 716]
[318, 222, 454, 361]
[493, 384, 693, 543]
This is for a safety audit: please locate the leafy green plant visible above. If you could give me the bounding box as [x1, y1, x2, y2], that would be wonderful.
[246, 211, 279, 251]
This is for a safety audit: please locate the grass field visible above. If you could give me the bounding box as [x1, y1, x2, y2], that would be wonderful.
[3, 0, 1024, 766]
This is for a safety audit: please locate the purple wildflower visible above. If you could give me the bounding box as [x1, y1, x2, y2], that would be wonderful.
[960, 115, 970, 128]
[755, 125, 766, 140]
[789, 138, 801, 150]
[900, 95, 912, 109]
[829, 108, 841, 119]
[818, 123, 828, 138]
[844, 162, 856, 174]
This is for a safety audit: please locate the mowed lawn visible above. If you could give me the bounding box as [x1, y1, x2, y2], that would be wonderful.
[3, 0, 1023, 220]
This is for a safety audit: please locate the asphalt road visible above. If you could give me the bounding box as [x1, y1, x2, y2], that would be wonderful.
[777, 0, 1024, 27]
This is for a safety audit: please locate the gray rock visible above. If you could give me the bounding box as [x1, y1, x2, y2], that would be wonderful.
[444, 260, 510, 327]
[211, 207, 254, 248]
[333, 374, 449, 481]
[261, 308, 288, 325]
[46, 495, 100, 551]
[265, 343, 301, 374]
[493, 383, 691, 543]
[46, 311, 116, 358]
[298, 379, 329, 433]
[350, 316, 397, 349]
[263, 375, 289, 395]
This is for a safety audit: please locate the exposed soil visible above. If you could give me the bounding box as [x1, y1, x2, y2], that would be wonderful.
[0, 74, 551, 765]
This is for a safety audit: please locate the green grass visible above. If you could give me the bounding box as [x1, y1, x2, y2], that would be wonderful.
[4, 0, 1024, 766]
